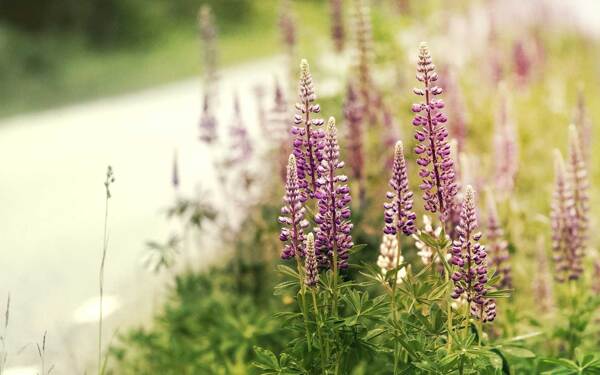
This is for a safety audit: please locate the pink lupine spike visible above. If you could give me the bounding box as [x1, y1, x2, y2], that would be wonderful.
[411, 42, 458, 224]
[279, 154, 309, 260]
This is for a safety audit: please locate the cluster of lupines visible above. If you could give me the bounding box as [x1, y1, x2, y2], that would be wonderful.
[377, 234, 406, 284]
[329, 0, 345, 52]
[279, 154, 309, 260]
[551, 150, 579, 281]
[412, 42, 458, 224]
[486, 194, 512, 289]
[493, 85, 519, 196]
[383, 141, 416, 236]
[314, 118, 353, 269]
[450, 186, 496, 322]
[343, 83, 365, 203]
[292, 60, 325, 199]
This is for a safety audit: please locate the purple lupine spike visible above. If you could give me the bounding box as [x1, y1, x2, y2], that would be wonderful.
[551, 150, 579, 282]
[314, 117, 353, 269]
[487, 192, 511, 289]
[384, 141, 416, 236]
[279, 154, 309, 260]
[573, 87, 593, 162]
[493, 85, 519, 197]
[198, 5, 218, 95]
[450, 186, 495, 322]
[567, 125, 588, 279]
[532, 236, 554, 313]
[292, 60, 326, 199]
[228, 95, 253, 165]
[329, 0, 345, 52]
[199, 93, 217, 143]
[343, 82, 365, 204]
[304, 233, 319, 287]
[412, 42, 458, 224]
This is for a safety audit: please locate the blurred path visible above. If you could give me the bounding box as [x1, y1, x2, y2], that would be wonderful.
[0, 56, 286, 374]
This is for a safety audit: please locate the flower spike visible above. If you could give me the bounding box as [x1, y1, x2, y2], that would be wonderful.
[279, 154, 309, 260]
[383, 141, 416, 236]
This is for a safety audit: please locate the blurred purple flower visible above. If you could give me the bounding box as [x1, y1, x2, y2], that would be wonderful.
[279, 154, 309, 260]
[329, 0, 345, 52]
[487, 193, 511, 289]
[228, 95, 253, 165]
[440, 67, 467, 152]
[199, 94, 217, 144]
[551, 150, 580, 282]
[354, 0, 377, 124]
[512, 40, 531, 85]
[292, 59, 325, 199]
[412, 42, 458, 224]
[532, 236, 554, 313]
[493, 85, 519, 197]
[314, 117, 353, 269]
[573, 87, 593, 162]
[343, 82, 365, 203]
[383, 141, 416, 236]
[279, 0, 296, 55]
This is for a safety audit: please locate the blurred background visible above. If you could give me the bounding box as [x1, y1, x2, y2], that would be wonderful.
[0, 0, 599, 374]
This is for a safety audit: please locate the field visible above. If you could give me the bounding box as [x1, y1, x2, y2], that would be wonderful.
[2, 0, 600, 374]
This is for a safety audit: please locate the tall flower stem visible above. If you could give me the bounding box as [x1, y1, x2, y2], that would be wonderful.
[311, 289, 327, 373]
[99, 166, 114, 375]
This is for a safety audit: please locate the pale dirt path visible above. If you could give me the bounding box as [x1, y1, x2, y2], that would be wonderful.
[0, 56, 286, 374]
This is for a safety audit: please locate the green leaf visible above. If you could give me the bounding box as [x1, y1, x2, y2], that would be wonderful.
[501, 346, 536, 359]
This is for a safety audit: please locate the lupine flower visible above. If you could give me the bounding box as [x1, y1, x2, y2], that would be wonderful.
[292, 60, 325, 199]
[253, 84, 267, 136]
[532, 236, 554, 313]
[567, 125, 589, 275]
[377, 234, 406, 285]
[384, 141, 416, 236]
[487, 13, 503, 85]
[412, 42, 458, 224]
[329, 0, 345, 52]
[198, 5, 218, 99]
[512, 40, 531, 85]
[413, 215, 447, 266]
[314, 117, 353, 269]
[493, 85, 519, 197]
[228, 95, 253, 165]
[344, 82, 365, 204]
[487, 193, 511, 289]
[199, 94, 217, 143]
[450, 186, 496, 322]
[551, 150, 580, 282]
[573, 87, 593, 162]
[279, 154, 309, 260]
[353, 0, 376, 123]
[304, 233, 319, 287]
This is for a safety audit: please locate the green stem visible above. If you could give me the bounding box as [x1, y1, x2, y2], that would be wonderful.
[295, 258, 312, 350]
[311, 290, 327, 374]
